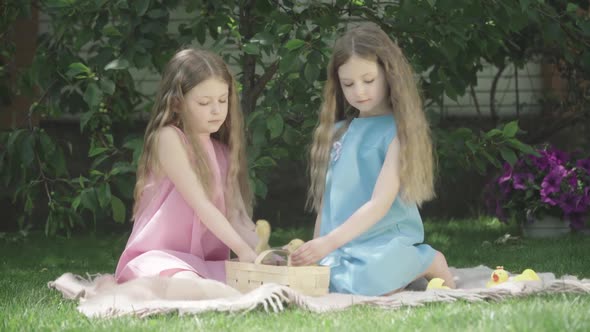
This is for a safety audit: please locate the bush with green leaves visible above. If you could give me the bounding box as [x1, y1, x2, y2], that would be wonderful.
[1, 0, 588, 234]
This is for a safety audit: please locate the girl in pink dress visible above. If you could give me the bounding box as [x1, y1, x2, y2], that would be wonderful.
[115, 48, 258, 285]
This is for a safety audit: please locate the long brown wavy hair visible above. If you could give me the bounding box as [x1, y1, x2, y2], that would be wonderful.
[133, 48, 252, 219]
[307, 23, 435, 212]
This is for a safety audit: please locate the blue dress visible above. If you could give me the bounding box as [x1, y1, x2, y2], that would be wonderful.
[319, 114, 436, 296]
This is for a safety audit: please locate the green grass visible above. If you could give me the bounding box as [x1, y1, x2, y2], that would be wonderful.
[1, 218, 589, 331]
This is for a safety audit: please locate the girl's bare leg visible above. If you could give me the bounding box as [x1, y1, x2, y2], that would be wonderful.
[418, 251, 456, 288]
[170, 271, 242, 299]
[382, 251, 455, 296]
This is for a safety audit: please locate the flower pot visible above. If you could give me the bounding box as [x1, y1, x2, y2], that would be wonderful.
[521, 215, 570, 238]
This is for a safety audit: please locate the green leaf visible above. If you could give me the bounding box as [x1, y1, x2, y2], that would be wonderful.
[80, 111, 94, 131]
[104, 59, 130, 71]
[481, 150, 501, 168]
[39, 131, 56, 157]
[102, 26, 122, 37]
[147, 9, 167, 18]
[270, 147, 289, 159]
[252, 124, 267, 147]
[97, 183, 112, 209]
[78, 175, 87, 189]
[83, 83, 103, 107]
[254, 177, 268, 198]
[136, 0, 150, 16]
[285, 39, 305, 51]
[45, 0, 76, 9]
[243, 43, 260, 55]
[474, 158, 486, 174]
[485, 128, 503, 138]
[304, 63, 319, 83]
[279, 51, 299, 74]
[110, 163, 136, 175]
[277, 24, 292, 36]
[90, 169, 104, 176]
[113, 176, 136, 200]
[254, 156, 276, 168]
[134, 52, 152, 68]
[72, 196, 81, 211]
[251, 32, 274, 46]
[566, 3, 579, 13]
[502, 121, 519, 138]
[499, 147, 518, 165]
[21, 133, 35, 166]
[6, 129, 25, 153]
[53, 149, 67, 177]
[123, 137, 144, 165]
[111, 195, 126, 223]
[194, 22, 206, 44]
[507, 138, 536, 155]
[88, 146, 109, 157]
[99, 78, 116, 95]
[80, 188, 98, 212]
[465, 141, 477, 154]
[519, 0, 531, 11]
[426, 0, 436, 7]
[282, 125, 298, 145]
[66, 62, 91, 79]
[267, 113, 284, 139]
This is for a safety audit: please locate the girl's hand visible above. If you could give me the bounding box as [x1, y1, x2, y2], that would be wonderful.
[290, 237, 334, 266]
[238, 248, 257, 263]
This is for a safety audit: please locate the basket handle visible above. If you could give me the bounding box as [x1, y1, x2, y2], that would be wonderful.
[254, 249, 289, 265]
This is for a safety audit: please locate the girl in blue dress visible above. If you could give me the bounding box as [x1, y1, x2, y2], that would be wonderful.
[291, 23, 456, 295]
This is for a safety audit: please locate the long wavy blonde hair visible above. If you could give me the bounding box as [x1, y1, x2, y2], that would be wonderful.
[308, 23, 435, 213]
[133, 48, 252, 219]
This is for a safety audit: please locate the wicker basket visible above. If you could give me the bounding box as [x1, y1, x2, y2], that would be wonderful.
[225, 249, 330, 296]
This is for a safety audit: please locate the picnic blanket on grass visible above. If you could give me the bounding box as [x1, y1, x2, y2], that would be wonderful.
[48, 265, 590, 318]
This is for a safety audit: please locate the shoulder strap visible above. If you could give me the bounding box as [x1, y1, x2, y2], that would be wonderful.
[169, 125, 190, 145]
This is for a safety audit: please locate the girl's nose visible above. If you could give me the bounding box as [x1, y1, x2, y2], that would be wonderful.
[354, 84, 365, 97]
[211, 103, 221, 114]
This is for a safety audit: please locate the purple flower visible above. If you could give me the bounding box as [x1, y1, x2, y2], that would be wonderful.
[541, 191, 558, 206]
[498, 163, 513, 184]
[577, 158, 590, 173]
[486, 144, 590, 230]
[567, 173, 579, 189]
[530, 154, 550, 171]
[541, 165, 566, 195]
[557, 192, 582, 214]
[512, 173, 533, 190]
[546, 148, 569, 166]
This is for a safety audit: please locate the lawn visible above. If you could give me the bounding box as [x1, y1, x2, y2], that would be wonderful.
[1, 218, 589, 331]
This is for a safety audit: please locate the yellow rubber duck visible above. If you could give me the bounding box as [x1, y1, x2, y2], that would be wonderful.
[283, 238, 305, 266]
[426, 278, 450, 290]
[283, 238, 305, 254]
[254, 219, 271, 254]
[513, 268, 540, 282]
[486, 266, 510, 287]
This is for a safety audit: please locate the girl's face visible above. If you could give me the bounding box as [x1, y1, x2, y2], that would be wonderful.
[337, 55, 389, 117]
[183, 77, 229, 134]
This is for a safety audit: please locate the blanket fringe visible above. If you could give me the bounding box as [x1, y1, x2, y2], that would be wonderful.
[47, 268, 590, 318]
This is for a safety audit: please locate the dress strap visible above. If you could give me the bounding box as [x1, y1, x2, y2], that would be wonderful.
[169, 125, 190, 145]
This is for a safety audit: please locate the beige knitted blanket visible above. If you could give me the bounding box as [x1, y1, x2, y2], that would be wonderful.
[48, 265, 590, 318]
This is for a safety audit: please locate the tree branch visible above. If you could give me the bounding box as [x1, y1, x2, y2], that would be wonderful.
[251, 61, 279, 102]
[490, 63, 506, 127]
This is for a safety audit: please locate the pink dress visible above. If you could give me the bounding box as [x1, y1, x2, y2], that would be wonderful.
[115, 127, 230, 283]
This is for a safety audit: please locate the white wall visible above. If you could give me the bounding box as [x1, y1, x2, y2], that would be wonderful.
[438, 62, 544, 118]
